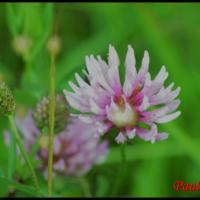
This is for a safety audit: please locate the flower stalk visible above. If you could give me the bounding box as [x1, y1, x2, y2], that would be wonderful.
[0, 82, 40, 195]
[111, 144, 127, 196]
[79, 176, 92, 197]
[7, 127, 16, 179]
[47, 50, 56, 197]
[7, 114, 40, 194]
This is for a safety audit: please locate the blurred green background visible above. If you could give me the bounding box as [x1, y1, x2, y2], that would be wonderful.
[0, 2, 200, 197]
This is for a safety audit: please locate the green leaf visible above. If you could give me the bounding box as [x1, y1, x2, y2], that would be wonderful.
[0, 176, 40, 196]
[28, 3, 54, 61]
[6, 3, 54, 62]
[95, 175, 109, 197]
[132, 159, 169, 197]
[5, 3, 19, 37]
[106, 141, 184, 163]
[165, 123, 200, 168]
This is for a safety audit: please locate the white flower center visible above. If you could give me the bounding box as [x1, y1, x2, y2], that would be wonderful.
[107, 100, 137, 128]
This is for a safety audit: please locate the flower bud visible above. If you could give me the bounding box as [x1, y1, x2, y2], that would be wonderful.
[33, 94, 69, 134]
[12, 35, 32, 56]
[46, 35, 61, 56]
[0, 82, 16, 115]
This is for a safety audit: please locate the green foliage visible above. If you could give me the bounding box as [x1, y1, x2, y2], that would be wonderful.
[0, 176, 43, 196]
[6, 3, 53, 61]
[0, 2, 199, 197]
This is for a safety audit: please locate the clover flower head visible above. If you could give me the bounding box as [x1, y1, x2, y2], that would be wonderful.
[33, 94, 69, 134]
[4, 110, 108, 177]
[64, 45, 181, 144]
[0, 82, 16, 115]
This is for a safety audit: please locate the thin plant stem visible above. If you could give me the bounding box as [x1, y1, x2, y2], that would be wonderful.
[110, 144, 127, 196]
[47, 54, 56, 197]
[7, 114, 40, 195]
[8, 128, 16, 179]
[79, 176, 92, 197]
[120, 144, 126, 165]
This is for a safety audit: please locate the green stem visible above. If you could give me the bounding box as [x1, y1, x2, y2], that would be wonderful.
[110, 144, 127, 196]
[120, 144, 126, 165]
[47, 55, 56, 197]
[8, 127, 16, 179]
[79, 176, 92, 197]
[7, 114, 40, 195]
[22, 60, 41, 100]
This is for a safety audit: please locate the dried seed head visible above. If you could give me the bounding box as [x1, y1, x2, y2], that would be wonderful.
[0, 82, 16, 115]
[47, 35, 61, 56]
[13, 35, 32, 56]
[33, 94, 69, 134]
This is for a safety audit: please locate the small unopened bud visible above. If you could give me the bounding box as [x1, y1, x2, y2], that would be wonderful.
[0, 82, 16, 115]
[33, 94, 69, 134]
[47, 35, 61, 56]
[13, 35, 32, 56]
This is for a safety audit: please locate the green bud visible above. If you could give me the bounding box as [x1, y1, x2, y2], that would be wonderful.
[33, 94, 69, 134]
[0, 82, 16, 115]
[47, 35, 61, 57]
[12, 35, 32, 57]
